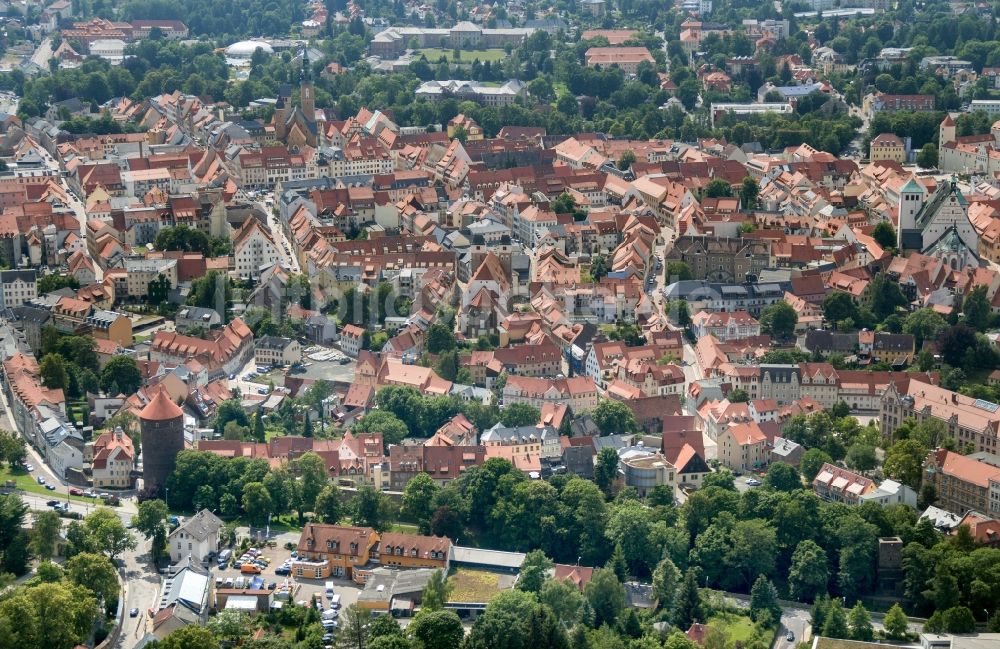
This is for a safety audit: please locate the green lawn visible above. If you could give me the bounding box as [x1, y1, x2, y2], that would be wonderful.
[708, 612, 756, 644]
[0, 466, 97, 504]
[389, 522, 419, 534]
[415, 48, 507, 63]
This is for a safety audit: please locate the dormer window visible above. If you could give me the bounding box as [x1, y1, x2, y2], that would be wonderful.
[327, 540, 333, 549]
[411, 549, 418, 557]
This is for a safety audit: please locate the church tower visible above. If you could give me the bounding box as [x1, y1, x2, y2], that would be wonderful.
[274, 84, 291, 142]
[897, 177, 926, 249]
[299, 50, 315, 124]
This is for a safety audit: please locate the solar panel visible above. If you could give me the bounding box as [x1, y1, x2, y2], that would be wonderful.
[973, 399, 1000, 413]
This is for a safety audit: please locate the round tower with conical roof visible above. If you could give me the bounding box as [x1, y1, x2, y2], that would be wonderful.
[140, 390, 184, 496]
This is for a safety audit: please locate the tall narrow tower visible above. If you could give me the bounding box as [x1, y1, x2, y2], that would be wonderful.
[300, 50, 315, 123]
[897, 177, 926, 249]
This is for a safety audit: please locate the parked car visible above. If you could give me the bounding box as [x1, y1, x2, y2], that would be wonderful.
[46, 499, 58, 507]
[36, 476, 45, 485]
[45, 484, 56, 491]
[275, 566, 291, 576]
[786, 632, 794, 642]
[69, 488, 83, 496]
[24, 464, 33, 471]
[746, 478, 761, 487]
[130, 608, 139, 618]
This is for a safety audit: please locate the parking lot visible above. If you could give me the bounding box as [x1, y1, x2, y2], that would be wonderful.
[212, 542, 362, 614]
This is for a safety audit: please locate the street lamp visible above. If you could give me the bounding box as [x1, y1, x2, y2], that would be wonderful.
[165, 487, 170, 509]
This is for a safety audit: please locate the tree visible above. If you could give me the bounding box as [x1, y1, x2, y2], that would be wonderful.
[500, 403, 541, 427]
[848, 602, 874, 641]
[728, 389, 749, 403]
[518, 549, 553, 593]
[739, 177, 759, 208]
[666, 262, 694, 282]
[30, 510, 62, 560]
[354, 410, 409, 446]
[159, 624, 219, 649]
[884, 439, 927, 489]
[426, 322, 457, 354]
[788, 540, 828, 602]
[845, 444, 877, 472]
[883, 603, 909, 639]
[701, 470, 736, 491]
[674, 568, 703, 629]
[941, 606, 976, 633]
[0, 429, 26, 468]
[0, 581, 98, 649]
[242, 482, 272, 526]
[962, 285, 992, 332]
[295, 452, 330, 523]
[749, 575, 781, 623]
[83, 507, 136, 560]
[133, 499, 169, 540]
[208, 610, 252, 646]
[594, 447, 619, 497]
[618, 150, 636, 171]
[39, 353, 68, 389]
[591, 399, 638, 435]
[409, 609, 463, 649]
[339, 604, 370, 649]
[368, 615, 403, 641]
[421, 568, 452, 612]
[539, 577, 587, 626]
[903, 309, 947, 348]
[872, 221, 896, 249]
[353, 485, 393, 532]
[704, 178, 732, 198]
[215, 399, 250, 432]
[402, 473, 439, 534]
[936, 325, 978, 367]
[65, 552, 119, 608]
[36, 273, 80, 295]
[800, 448, 833, 482]
[759, 301, 798, 341]
[100, 355, 143, 395]
[822, 292, 859, 328]
[822, 599, 849, 639]
[584, 568, 626, 628]
[868, 272, 907, 320]
[314, 484, 343, 524]
[607, 543, 627, 581]
[652, 556, 680, 611]
[917, 142, 938, 168]
[763, 462, 801, 492]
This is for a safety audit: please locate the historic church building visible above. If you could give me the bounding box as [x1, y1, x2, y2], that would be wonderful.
[897, 175, 981, 270]
[273, 54, 319, 147]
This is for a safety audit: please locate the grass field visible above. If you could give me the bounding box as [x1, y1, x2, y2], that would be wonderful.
[0, 465, 96, 504]
[447, 568, 503, 603]
[708, 612, 756, 643]
[415, 48, 507, 63]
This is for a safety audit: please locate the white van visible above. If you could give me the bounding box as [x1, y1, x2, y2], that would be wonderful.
[325, 581, 334, 596]
[329, 593, 342, 609]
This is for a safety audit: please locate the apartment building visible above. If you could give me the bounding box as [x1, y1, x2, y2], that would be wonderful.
[924, 448, 1000, 515]
[0, 270, 37, 308]
[881, 380, 1000, 454]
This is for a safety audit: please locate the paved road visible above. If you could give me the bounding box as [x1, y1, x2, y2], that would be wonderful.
[258, 195, 301, 274]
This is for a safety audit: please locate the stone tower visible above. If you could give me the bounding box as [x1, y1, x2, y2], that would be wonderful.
[897, 177, 925, 248]
[940, 113, 956, 146]
[300, 50, 315, 124]
[139, 390, 184, 497]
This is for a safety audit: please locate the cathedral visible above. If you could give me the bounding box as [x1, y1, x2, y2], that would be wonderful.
[273, 53, 319, 147]
[897, 175, 981, 270]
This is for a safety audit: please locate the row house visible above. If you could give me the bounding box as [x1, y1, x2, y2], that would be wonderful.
[150, 318, 254, 380]
[502, 375, 599, 413]
[388, 442, 486, 490]
[294, 524, 449, 581]
[813, 462, 876, 504]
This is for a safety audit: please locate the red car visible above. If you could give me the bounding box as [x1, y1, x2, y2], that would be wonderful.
[69, 488, 83, 496]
